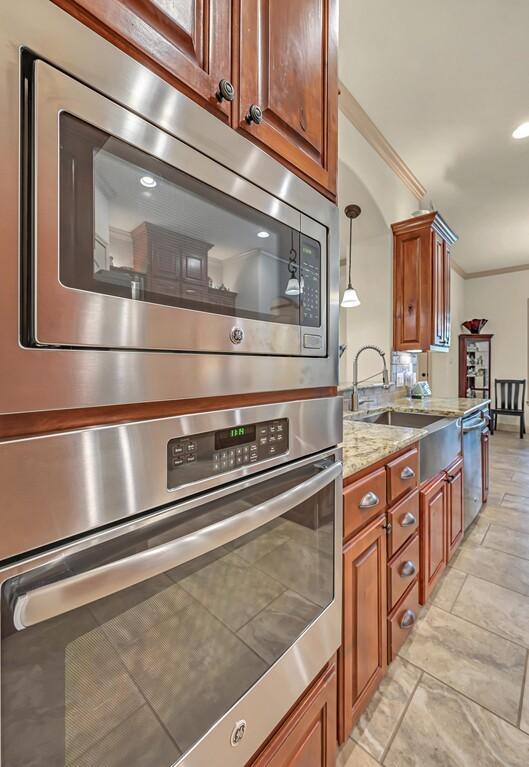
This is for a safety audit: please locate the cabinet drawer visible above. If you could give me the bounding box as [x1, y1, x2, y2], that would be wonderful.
[388, 489, 419, 558]
[387, 448, 419, 503]
[343, 468, 387, 540]
[388, 533, 420, 611]
[388, 580, 420, 662]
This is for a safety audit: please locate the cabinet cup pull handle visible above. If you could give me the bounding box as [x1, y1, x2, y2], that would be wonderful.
[245, 104, 263, 124]
[400, 609, 416, 629]
[401, 512, 416, 527]
[400, 466, 415, 479]
[359, 491, 379, 509]
[400, 560, 416, 578]
[216, 78, 235, 102]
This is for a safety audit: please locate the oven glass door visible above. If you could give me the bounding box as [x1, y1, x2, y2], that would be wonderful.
[31, 60, 326, 356]
[1, 458, 338, 767]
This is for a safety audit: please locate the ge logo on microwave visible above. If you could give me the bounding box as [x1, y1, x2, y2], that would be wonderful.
[230, 719, 247, 747]
[230, 326, 244, 345]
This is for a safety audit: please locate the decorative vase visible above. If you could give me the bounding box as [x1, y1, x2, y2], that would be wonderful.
[462, 319, 488, 334]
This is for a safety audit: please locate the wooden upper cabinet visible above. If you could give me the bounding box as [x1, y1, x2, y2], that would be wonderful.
[237, 0, 338, 198]
[53, 0, 232, 119]
[392, 212, 458, 352]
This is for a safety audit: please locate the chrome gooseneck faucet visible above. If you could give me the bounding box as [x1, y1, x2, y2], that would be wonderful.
[351, 345, 390, 411]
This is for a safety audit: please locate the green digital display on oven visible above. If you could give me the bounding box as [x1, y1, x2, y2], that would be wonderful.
[215, 423, 257, 450]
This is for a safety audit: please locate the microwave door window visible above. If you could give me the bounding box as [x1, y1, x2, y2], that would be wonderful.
[1, 462, 334, 766]
[59, 113, 301, 326]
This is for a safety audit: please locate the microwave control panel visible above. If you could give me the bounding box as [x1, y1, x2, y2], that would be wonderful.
[300, 234, 321, 328]
[167, 418, 289, 488]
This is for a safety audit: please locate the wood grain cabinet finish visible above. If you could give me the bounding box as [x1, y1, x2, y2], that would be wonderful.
[387, 489, 419, 558]
[340, 514, 387, 741]
[343, 467, 387, 541]
[419, 472, 447, 604]
[53, 0, 233, 119]
[446, 456, 464, 560]
[237, 0, 338, 197]
[387, 532, 419, 612]
[392, 212, 458, 352]
[249, 660, 337, 767]
[388, 580, 420, 662]
[387, 448, 419, 504]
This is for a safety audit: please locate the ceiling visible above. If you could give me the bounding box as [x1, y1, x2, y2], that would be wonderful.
[339, 0, 529, 273]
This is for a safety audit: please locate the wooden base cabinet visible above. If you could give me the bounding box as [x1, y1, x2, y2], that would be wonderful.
[249, 660, 337, 767]
[339, 514, 387, 741]
[419, 473, 447, 604]
[482, 429, 490, 503]
[446, 457, 464, 559]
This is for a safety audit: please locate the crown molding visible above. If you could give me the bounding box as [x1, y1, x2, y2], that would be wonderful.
[464, 262, 529, 279]
[339, 80, 426, 201]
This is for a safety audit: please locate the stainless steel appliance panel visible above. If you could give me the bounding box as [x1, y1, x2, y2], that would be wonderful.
[0, 448, 342, 767]
[0, 397, 342, 562]
[463, 410, 488, 529]
[0, 0, 339, 414]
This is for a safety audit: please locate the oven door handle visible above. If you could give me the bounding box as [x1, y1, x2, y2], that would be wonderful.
[13, 460, 342, 631]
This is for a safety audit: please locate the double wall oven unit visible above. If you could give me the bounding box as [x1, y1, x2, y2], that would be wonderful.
[0, 398, 343, 767]
[0, 0, 339, 415]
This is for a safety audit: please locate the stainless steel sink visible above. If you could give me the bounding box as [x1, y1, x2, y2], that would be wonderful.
[354, 410, 462, 483]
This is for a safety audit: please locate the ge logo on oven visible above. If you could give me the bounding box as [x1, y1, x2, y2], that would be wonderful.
[230, 719, 247, 747]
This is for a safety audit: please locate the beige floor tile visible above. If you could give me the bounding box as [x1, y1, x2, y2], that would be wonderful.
[430, 568, 467, 611]
[521, 662, 529, 735]
[337, 739, 380, 766]
[502, 492, 529, 511]
[398, 605, 526, 723]
[384, 674, 529, 767]
[513, 470, 529, 482]
[452, 574, 529, 647]
[351, 657, 421, 760]
[451, 540, 529, 596]
[463, 517, 490, 546]
[482, 523, 529, 560]
[481, 505, 529, 535]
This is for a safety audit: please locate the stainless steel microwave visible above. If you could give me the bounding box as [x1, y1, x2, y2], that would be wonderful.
[0, 1, 339, 415]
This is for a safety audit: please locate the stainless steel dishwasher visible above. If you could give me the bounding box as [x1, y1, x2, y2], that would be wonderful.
[463, 409, 489, 529]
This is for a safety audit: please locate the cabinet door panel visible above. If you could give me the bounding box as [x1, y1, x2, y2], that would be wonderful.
[482, 430, 490, 503]
[54, 0, 232, 118]
[393, 230, 431, 351]
[238, 0, 338, 196]
[419, 474, 447, 604]
[250, 661, 337, 767]
[447, 457, 464, 559]
[433, 233, 445, 346]
[340, 514, 387, 740]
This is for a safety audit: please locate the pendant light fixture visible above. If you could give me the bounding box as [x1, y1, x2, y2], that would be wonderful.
[341, 204, 361, 308]
[285, 231, 301, 296]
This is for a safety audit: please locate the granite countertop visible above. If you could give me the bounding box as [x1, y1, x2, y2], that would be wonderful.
[344, 396, 490, 421]
[341, 419, 427, 479]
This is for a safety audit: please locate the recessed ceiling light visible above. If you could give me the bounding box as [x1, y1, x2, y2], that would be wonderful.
[512, 122, 529, 140]
[257, 230, 270, 238]
[140, 175, 157, 188]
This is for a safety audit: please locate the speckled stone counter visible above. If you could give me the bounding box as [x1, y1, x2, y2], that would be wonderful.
[342, 419, 427, 479]
[389, 397, 490, 418]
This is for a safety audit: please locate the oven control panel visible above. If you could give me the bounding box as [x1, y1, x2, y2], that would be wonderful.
[167, 418, 289, 488]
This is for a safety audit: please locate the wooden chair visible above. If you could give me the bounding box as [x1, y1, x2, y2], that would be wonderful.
[490, 379, 526, 438]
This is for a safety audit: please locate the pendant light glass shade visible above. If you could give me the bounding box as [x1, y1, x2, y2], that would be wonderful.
[341, 285, 360, 307]
[341, 204, 361, 309]
[285, 276, 301, 295]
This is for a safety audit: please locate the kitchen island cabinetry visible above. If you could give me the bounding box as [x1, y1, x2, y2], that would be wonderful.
[392, 212, 458, 352]
[52, 0, 338, 197]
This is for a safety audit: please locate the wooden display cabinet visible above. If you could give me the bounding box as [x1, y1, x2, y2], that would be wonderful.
[458, 333, 493, 399]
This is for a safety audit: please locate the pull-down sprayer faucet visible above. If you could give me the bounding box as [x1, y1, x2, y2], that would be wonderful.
[351, 345, 390, 411]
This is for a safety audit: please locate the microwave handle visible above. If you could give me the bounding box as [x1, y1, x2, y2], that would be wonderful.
[13, 461, 342, 631]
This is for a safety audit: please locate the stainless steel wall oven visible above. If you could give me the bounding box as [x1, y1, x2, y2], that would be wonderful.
[0, 0, 339, 415]
[0, 398, 342, 767]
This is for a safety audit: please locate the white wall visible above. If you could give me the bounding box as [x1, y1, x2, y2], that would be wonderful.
[430, 269, 466, 396]
[465, 270, 529, 425]
[338, 112, 418, 384]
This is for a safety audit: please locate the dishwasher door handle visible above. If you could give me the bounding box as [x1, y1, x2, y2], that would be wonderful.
[13, 461, 342, 631]
[463, 419, 484, 433]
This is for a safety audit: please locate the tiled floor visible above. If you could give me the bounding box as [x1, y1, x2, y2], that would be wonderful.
[338, 430, 529, 767]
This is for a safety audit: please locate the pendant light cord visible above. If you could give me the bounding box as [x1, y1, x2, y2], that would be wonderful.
[348, 216, 353, 287]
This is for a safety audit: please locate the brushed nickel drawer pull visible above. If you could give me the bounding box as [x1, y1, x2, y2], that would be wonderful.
[400, 609, 416, 629]
[400, 466, 415, 480]
[400, 560, 416, 578]
[401, 512, 417, 527]
[359, 491, 380, 509]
